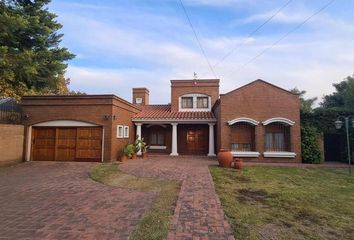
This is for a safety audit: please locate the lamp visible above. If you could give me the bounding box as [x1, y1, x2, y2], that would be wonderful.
[334, 119, 343, 129]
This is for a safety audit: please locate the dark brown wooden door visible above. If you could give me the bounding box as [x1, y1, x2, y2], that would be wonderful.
[32, 127, 102, 162]
[178, 125, 208, 155]
[56, 128, 76, 161]
[32, 128, 56, 161]
[76, 127, 102, 161]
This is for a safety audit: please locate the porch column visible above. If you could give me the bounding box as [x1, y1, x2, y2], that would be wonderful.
[135, 123, 142, 155]
[170, 123, 178, 156]
[208, 123, 216, 157]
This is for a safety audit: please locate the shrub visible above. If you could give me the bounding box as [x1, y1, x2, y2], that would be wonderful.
[301, 125, 322, 164]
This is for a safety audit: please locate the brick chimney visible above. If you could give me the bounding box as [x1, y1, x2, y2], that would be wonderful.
[132, 88, 149, 105]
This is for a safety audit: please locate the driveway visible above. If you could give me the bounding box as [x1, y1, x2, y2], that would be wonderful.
[0, 162, 155, 239]
[120, 156, 234, 240]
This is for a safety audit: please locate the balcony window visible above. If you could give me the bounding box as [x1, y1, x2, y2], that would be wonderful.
[181, 97, 193, 109]
[197, 97, 208, 108]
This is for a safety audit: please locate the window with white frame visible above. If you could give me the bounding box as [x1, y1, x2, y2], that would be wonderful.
[124, 126, 129, 138]
[117, 125, 124, 138]
[179, 93, 211, 111]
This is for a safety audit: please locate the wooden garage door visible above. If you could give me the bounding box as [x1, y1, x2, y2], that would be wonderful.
[32, 127, 102, 162]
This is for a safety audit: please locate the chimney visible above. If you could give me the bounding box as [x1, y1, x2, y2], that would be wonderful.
[132, 88, 149, 105]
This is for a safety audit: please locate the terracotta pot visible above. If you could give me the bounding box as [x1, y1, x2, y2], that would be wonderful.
[142, 152, 148, 160]
[120, 155, 128, 162]
[217, 149, 233, 168]
[234, 158, 244, 170]
[131, 153, 137, 160]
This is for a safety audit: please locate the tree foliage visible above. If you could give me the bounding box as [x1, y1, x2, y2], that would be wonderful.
[321, 75, 354, 111]
[289, 88, 317, 113]
[301, 125, 322, 164]
[0, 0, 75, 99]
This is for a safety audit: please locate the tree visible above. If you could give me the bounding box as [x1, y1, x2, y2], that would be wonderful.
[289, 88, 317, 113]
[321, 75, 354, 111]
[0, 0, 75, 99]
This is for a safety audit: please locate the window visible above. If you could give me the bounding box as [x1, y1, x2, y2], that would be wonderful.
[265, 123, 290, 151]
[117, 125, 124, 138]
[135, 98, 142, 104]
[124, 126, 129, 138]
[197, 97, 208, 108]
[230, 123, 255, 152]
[150, 132, 165, 145]
[181, 97, 193, 108]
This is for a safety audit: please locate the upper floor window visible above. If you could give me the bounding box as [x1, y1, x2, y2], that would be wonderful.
[179, 93, 211, 111]
[181, 97, 193, 108]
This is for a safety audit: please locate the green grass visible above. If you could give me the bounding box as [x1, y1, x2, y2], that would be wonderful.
[89, 163, 180, 240]
[209, 166, 354, 240]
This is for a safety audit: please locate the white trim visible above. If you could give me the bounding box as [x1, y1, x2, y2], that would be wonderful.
[146, 124, 167, 128]
[25, 126, 32, 161]
[132, 119, 217, 124]
[231, 151, 260, 157]
[149, 145, 167, 150]
[262, 117, 295, 126]
[123, 126, 129, 138]
[33, 120, 99, 127]
[228, 117, 259, 126]
[178, 93, 211, 112]
[263, 152, 296, 158]
[117, 125, 124, 138]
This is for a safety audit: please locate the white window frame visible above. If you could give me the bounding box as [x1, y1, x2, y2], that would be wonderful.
[135, 97, 142, 104]
[117, 125, 124, 138]
[124, 126, 129, 138]
[178, 93, 211, 112]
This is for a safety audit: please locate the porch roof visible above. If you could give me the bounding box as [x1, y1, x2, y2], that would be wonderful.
[132, 104, 216, 122]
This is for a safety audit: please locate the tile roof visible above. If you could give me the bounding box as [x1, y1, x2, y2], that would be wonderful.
[132, 104, 216, 121]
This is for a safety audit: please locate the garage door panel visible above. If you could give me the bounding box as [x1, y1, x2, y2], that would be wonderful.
[32, 127, 102, 162]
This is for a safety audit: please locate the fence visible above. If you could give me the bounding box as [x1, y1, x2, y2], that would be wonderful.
[0, 98, 22, 124]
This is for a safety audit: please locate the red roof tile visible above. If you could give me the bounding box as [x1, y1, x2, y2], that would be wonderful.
[132, 104, 216, 121]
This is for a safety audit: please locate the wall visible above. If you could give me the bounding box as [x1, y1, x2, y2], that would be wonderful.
[0, 124, 24, 166]
[170, 80, 220, 112]
[219, 80, 301, 162]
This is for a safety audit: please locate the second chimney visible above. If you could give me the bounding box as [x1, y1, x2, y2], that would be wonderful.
[132, 88, 149, 105]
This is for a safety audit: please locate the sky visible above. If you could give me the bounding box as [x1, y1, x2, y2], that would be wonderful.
[49, 0, 354, 104]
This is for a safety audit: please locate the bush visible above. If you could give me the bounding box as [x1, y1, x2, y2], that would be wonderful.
[301, 125, 322, 164]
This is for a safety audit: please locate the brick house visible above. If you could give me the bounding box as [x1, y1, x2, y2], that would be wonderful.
[21, 79, 301, 162]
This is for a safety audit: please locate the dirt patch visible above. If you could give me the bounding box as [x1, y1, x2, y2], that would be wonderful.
[295, 209, 321, 224]
[236, 188, 274, 205]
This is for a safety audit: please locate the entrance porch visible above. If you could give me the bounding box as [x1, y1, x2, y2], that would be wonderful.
[135, 122, 216, 157]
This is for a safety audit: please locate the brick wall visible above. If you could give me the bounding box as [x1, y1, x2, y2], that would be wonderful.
[170, 80, 219, 111]
[0, 124, 24, 166]
[217, 80, 301, 162]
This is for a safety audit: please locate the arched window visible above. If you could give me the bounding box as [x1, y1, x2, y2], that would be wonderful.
[230, 122, 256, 152]
[264, 123, 291, 152]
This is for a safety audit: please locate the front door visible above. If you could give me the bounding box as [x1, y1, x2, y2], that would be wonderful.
[178, 125, 208, 155]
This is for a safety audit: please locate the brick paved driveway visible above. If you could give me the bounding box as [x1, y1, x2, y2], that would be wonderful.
[120, 156, 235, 240]
[0, 162, 155, 240]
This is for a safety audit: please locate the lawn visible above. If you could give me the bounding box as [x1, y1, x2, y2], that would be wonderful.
[209, 166, 354, 240]
[89, 163, 180, 240]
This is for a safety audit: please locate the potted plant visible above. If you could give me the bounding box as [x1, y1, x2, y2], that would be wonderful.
[217, 149, 233, 168]
[140, 138, 149, 160]
[233, 158, 244, 170]
[131, 138, 141, 160]
[121, 144, 133, 161]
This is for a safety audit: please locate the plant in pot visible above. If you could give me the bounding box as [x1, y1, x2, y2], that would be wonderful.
[140, 138, 149, 160]
[122, 144, 134, 161]
[131, 137, 141, 160]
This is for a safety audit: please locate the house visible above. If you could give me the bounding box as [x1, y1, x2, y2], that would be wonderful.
[21, 79, 301, 162]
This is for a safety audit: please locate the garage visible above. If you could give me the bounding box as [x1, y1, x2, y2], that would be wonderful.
[32, 127, 103, 162]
